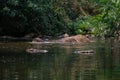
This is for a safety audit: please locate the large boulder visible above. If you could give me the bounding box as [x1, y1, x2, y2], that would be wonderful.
[58, 35, 90, 43]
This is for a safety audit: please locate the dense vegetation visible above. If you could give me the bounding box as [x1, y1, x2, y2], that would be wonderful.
[0, 0, 120, 38]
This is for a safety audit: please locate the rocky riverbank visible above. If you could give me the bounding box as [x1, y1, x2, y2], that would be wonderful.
[0, 34, 93, 43]
[32, 34, 93, 44]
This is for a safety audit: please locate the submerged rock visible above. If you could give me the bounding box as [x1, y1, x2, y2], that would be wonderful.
[74, 50, 95, 55]
[26, 48, 48, 53]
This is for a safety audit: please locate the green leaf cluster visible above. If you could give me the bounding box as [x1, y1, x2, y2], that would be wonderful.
[69, 0, 120, 38]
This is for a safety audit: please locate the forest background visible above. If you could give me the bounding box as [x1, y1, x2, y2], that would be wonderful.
[0, 0, 120, 38]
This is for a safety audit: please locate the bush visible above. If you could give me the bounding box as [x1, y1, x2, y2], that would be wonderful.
[0, 0, 68, 37]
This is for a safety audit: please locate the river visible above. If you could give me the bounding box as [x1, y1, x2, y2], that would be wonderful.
[0, 40, 120, 80]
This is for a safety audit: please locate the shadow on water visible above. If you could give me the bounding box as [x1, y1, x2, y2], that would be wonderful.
[0, 40, 120, 80]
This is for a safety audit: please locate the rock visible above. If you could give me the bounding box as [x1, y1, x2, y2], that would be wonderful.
[64, 33, 69, 37]
[58, 35, 90, 43]
[43, 35, 52, 39]
[32, 37, 44, 42]
[74, 50, 95, 55]
[57, 33, 69, 38]
[30, 35, 92, 43]
[26, 48, 48, 53]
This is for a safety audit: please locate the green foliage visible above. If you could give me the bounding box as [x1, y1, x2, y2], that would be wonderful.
[69, 0, 120, 37]
[100, 0, 120, 37]
[0, 0, 68, 37]
[0, 0, 120, 38]
[68, 17, 92, 35]
[76, 14, 108, 36]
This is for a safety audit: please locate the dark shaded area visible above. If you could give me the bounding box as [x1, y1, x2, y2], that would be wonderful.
[0, 0, 69, 37]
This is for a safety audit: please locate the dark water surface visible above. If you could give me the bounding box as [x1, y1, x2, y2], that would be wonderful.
[0, 40, 120, 80]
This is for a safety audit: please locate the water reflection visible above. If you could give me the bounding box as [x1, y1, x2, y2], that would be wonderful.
[0, 41, 120, 80]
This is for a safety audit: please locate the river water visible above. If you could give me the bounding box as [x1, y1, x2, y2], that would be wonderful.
[0, 40, 120, 80]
